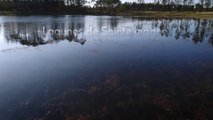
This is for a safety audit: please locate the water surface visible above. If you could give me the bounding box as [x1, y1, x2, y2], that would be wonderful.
[0, 15, 212, 120]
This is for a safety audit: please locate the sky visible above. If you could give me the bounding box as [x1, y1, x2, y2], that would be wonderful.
[121, 0, 138, 2]
[86, 0, 153, 7]
[122, 0, 199, 3]
[86, 0, 200, 6]
[117, 0, 151, 3]
[87, 0, 153, 4]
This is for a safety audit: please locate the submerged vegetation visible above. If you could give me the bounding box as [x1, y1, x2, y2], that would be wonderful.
[3, 72, 212, 120]
[0, 15, 212, 120]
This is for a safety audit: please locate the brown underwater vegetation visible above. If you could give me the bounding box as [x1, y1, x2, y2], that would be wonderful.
[32, 69, 213, 120]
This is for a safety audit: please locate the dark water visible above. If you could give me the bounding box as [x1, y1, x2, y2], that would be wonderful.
[0, 15, 212, 120]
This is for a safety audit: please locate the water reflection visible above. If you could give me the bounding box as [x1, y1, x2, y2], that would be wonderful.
[0, 17, 213, 47]
[0, 16, 212, 120]
[0, 16, 87, 47]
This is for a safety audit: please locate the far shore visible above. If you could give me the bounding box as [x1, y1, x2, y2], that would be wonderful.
[118, 11, 213, 19]
[1, 11, 213, 19]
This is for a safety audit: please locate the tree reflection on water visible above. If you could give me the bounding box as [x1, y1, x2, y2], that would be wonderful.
[1, 18, 213, 47]
[0, 17, 212, 120]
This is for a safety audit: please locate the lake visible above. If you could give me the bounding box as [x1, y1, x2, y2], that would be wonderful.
[0, 15, 212, 120]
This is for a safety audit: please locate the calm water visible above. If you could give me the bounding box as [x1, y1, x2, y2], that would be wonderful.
[0, 15, 212, 120]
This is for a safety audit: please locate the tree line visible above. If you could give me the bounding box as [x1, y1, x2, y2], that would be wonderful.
[0, 0, 212, 13]
[95, 0, 213, 12]
[0, 0, 86, 13]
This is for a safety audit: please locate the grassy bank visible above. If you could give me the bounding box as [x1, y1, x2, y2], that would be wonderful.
[1, 11, 213, 19]
[88, 10, 213, 19]
[116, 11, 213, 19]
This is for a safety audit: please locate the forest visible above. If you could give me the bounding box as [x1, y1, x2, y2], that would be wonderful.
[0, 0, 212, 14]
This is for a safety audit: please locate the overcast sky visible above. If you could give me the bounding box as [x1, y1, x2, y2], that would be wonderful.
[121, 0, 150, 3]
[87, 0, 199, 6]
[121, 0, 199, 3]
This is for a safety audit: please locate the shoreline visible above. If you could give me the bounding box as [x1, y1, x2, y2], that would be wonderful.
[120, 11, 213, 19]
[1, 11, 213, 19]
